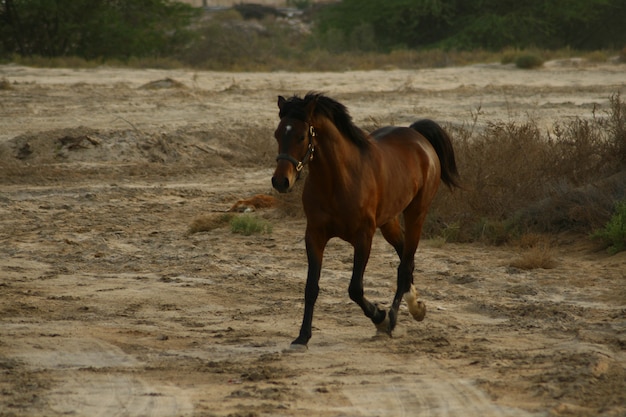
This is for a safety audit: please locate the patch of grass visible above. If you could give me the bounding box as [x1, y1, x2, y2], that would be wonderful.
[439, 222, 461, 243]
[11, 54, 101, 68]
[515, 53, 544, 69]
[230, 214, 272, 235]
[424, 237, 447, 249]
[6, 45, 618, 72]
[0, 77, 12, 90]
[9, 54, 185, 70]
[509, 244, 558, 270]
[509, 233, 558, 269]
[473, 219, 518, 245]
[592, 200, 626, 254]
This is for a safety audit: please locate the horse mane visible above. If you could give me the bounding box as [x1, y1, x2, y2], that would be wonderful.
[280, 92, 370, 149]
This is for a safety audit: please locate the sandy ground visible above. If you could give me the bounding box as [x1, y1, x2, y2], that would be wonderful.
[0, 61, 625, 417]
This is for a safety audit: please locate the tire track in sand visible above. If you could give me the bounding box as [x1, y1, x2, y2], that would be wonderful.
[5, 327, 194, 417]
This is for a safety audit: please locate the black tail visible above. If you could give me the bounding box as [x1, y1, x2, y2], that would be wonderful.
[410, 119, 460, 189]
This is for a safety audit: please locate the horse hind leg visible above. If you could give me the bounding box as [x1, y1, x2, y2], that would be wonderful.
[379, 217, 413, 334]
[388, 208, 430, 332]
[377, 215, 427, 335]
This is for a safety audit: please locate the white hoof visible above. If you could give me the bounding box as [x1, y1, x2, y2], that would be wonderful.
[404, 285, 426, 321]
[410, 301, 426, 321]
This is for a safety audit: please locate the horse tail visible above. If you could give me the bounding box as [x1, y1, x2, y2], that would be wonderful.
[410, 119, 461, 189]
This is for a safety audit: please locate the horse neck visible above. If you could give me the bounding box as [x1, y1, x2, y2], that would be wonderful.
[308, 118, 367, 188]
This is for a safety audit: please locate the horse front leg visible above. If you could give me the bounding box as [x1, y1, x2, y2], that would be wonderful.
[291, 232, 327, 349]
[348, 235, 387, 331]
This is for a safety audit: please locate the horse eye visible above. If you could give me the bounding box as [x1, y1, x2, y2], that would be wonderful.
[299, 135, 306, 142]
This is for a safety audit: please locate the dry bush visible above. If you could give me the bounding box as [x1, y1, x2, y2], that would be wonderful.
[509, 244, 558, 270]
[0, 77, 12, 90]
[427, 120, 552, 242]
[515, 54, 544, 69]
[428, 93, 626, 243]
[509, 233, 558, 269]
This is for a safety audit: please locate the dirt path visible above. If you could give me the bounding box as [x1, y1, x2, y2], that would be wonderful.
[1, 62, 625, 416]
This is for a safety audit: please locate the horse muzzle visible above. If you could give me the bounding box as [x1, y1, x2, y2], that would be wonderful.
[271, 162, 298, 193]
[271, 176, 290, 193]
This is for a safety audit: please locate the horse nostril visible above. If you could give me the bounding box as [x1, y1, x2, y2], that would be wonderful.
[272, 176, 290, 193]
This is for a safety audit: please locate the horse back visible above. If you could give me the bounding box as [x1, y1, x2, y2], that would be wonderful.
[370, 126, 440, 175]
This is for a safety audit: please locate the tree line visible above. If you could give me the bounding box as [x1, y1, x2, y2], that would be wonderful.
[315, 0, 626, 51]
[0, 0, 198, 59]
[1, 0, 624, 62]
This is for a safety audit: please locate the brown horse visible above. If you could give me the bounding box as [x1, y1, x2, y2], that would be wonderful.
[271, 93, 460, 349]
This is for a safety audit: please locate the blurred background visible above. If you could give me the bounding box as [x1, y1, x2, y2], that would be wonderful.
[1, 0, 625, 70]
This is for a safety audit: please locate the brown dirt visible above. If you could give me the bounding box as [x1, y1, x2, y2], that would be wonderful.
[1, 62, 625, 417]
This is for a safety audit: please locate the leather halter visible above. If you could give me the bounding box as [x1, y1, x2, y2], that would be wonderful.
[276, 125, 316, 172]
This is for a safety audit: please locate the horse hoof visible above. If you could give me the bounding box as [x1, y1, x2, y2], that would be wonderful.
[375, 309, 398, 336]
[410, 301, 426, 322]
[374, 311, 391, 335]
[289, 343, 308, 352]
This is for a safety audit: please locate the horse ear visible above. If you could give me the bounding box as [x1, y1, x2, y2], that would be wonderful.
[277, 95, 286, 109]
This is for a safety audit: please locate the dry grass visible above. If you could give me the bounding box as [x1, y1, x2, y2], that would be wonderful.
[0, 77, 12, 90]
[509, 244, 558, 270]
[509, 234, 558, 269]
[187, 213, 233, 235]
[427, 93, 626, 243]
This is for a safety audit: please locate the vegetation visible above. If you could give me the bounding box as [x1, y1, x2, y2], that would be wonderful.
[188, 213, 273, 236]
[1, 1, 625, 69]
[513, 54, 544, 69]
[230, 214, 273, 236]
[314, 0, 626, 52]
[424, 93, 626, 245]
[592, 200, 626, 254]
[509, 244, 558, 270]
[187, 213, 233, 235]
[0, 0, 198, 60]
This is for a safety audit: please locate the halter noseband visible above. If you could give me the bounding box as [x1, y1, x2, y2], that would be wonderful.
[276, 125, 316, 172]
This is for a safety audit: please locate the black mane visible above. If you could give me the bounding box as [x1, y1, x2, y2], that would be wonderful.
[280, 92, 370, 148]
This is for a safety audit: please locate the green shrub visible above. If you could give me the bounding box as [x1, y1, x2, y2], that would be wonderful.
[515, 54, 544, 69]
[592, 200, 626, 254]
[0, 0, 198, 60]
[0, 77, 12, 90]
[230, 214, 272, 236]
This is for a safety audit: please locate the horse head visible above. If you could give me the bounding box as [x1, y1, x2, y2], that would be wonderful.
[271, 95, 316, 193]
